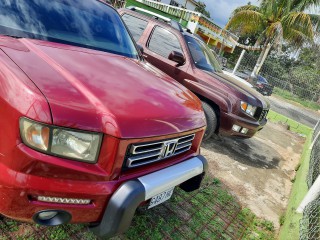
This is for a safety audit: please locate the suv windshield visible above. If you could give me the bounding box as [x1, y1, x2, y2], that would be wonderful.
[0, 0, 138, 58]
[185, 35, 222, 73]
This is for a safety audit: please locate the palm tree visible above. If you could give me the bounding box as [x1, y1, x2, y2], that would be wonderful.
[226, 0, 320, 76]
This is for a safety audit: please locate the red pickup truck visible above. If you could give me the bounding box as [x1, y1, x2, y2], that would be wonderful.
[0, 1, 208, 238]
[119, 8, 270, 140]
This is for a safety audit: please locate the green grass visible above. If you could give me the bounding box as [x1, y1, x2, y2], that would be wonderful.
[278, 130, 313, 240]
[267, 110, 312, 136]
[125, 0, 188, 27]
[273, 87, 320, 111]
[267, 110, 313, 239]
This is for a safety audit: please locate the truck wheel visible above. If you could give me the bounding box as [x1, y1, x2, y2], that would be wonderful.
[202, 101, 217, 141]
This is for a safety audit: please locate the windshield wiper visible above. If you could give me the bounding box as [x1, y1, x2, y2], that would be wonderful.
[2, 34, 23, 39]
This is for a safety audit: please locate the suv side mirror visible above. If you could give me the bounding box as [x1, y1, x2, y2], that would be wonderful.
[137, 44, 144, 55]
[168, 51, 185, 66]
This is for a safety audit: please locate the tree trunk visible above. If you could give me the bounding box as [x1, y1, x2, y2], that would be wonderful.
[251, 42, 272, 77]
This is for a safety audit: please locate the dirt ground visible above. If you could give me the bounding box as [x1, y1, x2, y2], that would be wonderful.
[201, 121, 306, 231]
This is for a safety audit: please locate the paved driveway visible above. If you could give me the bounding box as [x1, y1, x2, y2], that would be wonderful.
[267, 95, 320, 128]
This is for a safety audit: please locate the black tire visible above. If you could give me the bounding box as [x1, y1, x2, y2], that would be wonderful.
[202, 101, 218, 141]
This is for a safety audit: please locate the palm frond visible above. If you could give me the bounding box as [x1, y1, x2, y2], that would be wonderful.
[283, 28, 312, 46]
[291, 0, 320, 11]
[231, 5, 260, 15]
[282, 12, 314, 40]
[266, 22, 284, 42]
[226, 9, 266, 34]
[309, 14, 320, 32]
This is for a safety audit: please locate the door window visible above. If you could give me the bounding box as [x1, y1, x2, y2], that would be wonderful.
[148, 27, 183, 58]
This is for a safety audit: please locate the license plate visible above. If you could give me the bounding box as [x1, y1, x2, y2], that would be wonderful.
[148, 188, 174, 209]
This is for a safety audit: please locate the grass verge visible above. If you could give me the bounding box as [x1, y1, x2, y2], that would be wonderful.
[278, 130, 312, 240]
[273, 87, 320, 112]
[267, 109, 312, 136]
[267, 109, 313, 239]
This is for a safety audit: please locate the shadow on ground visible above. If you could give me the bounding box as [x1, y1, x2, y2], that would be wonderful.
[201, 136, 282, 169]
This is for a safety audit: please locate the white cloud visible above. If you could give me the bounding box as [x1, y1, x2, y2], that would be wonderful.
[202, 0, 260, 27]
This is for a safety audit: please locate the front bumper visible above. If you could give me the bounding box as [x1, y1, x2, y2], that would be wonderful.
[89, 155, 208, 238]
[219, 111, 267, 138]
[0, 152, 207, 238]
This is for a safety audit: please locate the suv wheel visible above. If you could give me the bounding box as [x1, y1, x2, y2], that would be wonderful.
[202, 101, 217, 141]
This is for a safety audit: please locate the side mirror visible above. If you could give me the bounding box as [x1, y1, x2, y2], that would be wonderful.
[137, 44, 144, 55]
[168, 51, 185, 66]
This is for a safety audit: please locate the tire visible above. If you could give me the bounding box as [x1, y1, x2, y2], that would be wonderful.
[202, 101, 218, 141]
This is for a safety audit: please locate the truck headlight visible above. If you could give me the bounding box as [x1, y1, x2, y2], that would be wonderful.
[20, 118, 102, 163]
[240, 101, 257, 117]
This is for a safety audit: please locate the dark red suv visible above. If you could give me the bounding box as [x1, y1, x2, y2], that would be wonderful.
[119, 8, 270, 140]
[0, 1, 208, 238]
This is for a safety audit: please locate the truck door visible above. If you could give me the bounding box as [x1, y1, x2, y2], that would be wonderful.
[143, 26, 189, 84]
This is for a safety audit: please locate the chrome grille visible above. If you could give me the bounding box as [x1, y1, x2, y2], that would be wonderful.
[125, 134, 195, 168]
[259, 109, 269, 121]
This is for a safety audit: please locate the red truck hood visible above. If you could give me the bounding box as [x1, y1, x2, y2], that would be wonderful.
[2, 38, 205, 138]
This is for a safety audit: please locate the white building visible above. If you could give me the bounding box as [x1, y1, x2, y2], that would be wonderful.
[158, 0, 199, 11]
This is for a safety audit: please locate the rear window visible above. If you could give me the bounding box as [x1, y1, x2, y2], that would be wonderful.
[122, 14, 148, 42]
[0, 0, 138, 58]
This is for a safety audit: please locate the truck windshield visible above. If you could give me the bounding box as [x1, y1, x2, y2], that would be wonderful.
[185, 35, 223, 73]
[0, 0, 139, 58]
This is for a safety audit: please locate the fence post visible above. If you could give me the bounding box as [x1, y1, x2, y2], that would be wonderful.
[297, 175, 320, 213]
[309, 93, 318, 108]
[310, 120, 320, 150]
[282, 81, 288, 94]
[232, 50, 246, 74]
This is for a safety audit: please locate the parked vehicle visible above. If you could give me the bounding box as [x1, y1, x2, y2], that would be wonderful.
[237, 70, 274, 96]
[119, 8, 270, 140]
[222, 70, 254, 88]
[0, 1, 208, 238]
[254, 75, 274, 96]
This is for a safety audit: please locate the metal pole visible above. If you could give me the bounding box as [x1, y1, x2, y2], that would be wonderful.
[233, 50, 246, 74]
[309, 92, 317, 108]
[207, 36, 211, 45]
[310, 131, 320, 150]
[282, 81, 288, 94]
[297, 175, 320, 213]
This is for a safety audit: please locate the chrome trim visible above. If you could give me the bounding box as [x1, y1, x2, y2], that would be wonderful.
[126, 134, 195, 168]
[259, 109, 269, 121]
[138, 157, 204, 200]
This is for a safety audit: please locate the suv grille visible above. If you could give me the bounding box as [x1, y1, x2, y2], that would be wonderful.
[258, 109, 269, 121]
[125, 134, 195, 168]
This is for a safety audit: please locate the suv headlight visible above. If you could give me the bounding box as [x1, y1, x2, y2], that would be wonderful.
[240, 101, 257, 117]
[20, 118, 102, 163]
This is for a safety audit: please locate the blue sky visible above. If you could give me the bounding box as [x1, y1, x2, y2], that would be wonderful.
[202, 0, 259, 27]
[202, 0, 320, 27]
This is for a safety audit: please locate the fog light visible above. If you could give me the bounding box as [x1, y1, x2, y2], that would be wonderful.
[241, 128, 248, 134]
[37, 196, 91, 205]
[232, 125, 241, 132]
[33, 210, 72, 226]
[38, 211, 58, 220]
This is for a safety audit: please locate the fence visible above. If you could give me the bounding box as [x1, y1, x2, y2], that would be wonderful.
[225, 51, 320, 105]
[300, 119, 320, 240]
[313, 121, 320, 141]
[136, 0, 201, 22]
